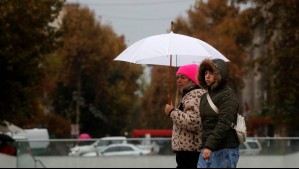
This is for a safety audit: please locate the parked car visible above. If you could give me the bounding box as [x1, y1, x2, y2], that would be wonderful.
[82, 143, 152, 157]
[69, 136, 127, 156]
[7, 128, 49, 155]
[13, 135, 31, 155]
[239, 138, 262, 155]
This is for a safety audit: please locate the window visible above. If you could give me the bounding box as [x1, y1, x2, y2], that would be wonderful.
[239, 143, 246, 150]
[247, 142, 259, 149]
[119, 146, 133, 152]
[104, 147, 119, 153]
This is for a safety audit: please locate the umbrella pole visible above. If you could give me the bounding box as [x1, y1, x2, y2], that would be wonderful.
[168, 22, 174, 104]
[168, 55, 172, 104]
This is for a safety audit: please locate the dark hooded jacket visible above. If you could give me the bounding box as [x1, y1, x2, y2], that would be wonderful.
[197, 59, 239, 151]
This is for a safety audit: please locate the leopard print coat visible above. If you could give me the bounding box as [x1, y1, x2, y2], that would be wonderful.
[170, 88, 206, 152]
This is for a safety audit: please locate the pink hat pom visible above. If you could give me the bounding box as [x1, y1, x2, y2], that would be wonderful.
[176, 64, 199, 85]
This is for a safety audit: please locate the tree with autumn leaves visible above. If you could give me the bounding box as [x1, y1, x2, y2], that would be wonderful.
[55, 4, 143, 137]
[0, 1, 142, 138]
[139, 0, 299, 137]
[1, 0, 298, 138]
[138, 0, 250, 129]
[176, 0, 251, 95]
[0, 0, 67, 135]
[236, 0, 299, 136]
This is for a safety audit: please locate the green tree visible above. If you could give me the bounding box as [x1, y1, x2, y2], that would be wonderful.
[56, 4, 143, 137]
[0, 0, 65, 124]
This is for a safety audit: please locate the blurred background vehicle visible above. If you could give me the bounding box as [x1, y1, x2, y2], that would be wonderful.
[82, 143, 152, 157]
[0, 134, 16, 156]
[131, 129, 172, 155]
[12, 136, 31, 155]
[239, 138, 262, 155]
[69, 136, 127, 156]
[8, 128, 49, 155]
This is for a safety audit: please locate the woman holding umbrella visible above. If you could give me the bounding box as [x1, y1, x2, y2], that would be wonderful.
[164, 64, 206, 168]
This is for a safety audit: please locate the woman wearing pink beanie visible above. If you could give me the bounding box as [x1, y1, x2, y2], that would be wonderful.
[164, 64, 206, 168]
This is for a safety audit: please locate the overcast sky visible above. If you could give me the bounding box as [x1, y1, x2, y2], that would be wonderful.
[66, 0, 196, 45]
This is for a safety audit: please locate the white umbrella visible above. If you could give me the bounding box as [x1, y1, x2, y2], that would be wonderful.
[115, 31, 229, 67]
[114, 31, 229, 103]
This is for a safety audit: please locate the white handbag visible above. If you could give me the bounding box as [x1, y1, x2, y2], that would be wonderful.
[207, 93, 247, 143]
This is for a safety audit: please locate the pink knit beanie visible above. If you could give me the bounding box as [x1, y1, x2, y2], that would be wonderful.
[176, 64, 199, 85]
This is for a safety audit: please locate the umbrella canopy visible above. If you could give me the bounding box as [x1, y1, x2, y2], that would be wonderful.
[78, 133, 91, 140]
[115, 32, 229, 67]
[114, 31, 229, 103]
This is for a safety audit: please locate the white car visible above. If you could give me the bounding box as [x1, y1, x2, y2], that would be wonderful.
[68, 136, 127, 156]
[82, 144, 152, 157]
[239, 138, 262, 155]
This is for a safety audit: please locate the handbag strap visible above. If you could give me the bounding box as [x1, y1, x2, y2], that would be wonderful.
[207, 92, 237, 129]
[207, 92, 219, 113]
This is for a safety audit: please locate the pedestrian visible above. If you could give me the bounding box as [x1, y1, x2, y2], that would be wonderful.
[164, 64, 206, 168]
[196, 58, 240, 168]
